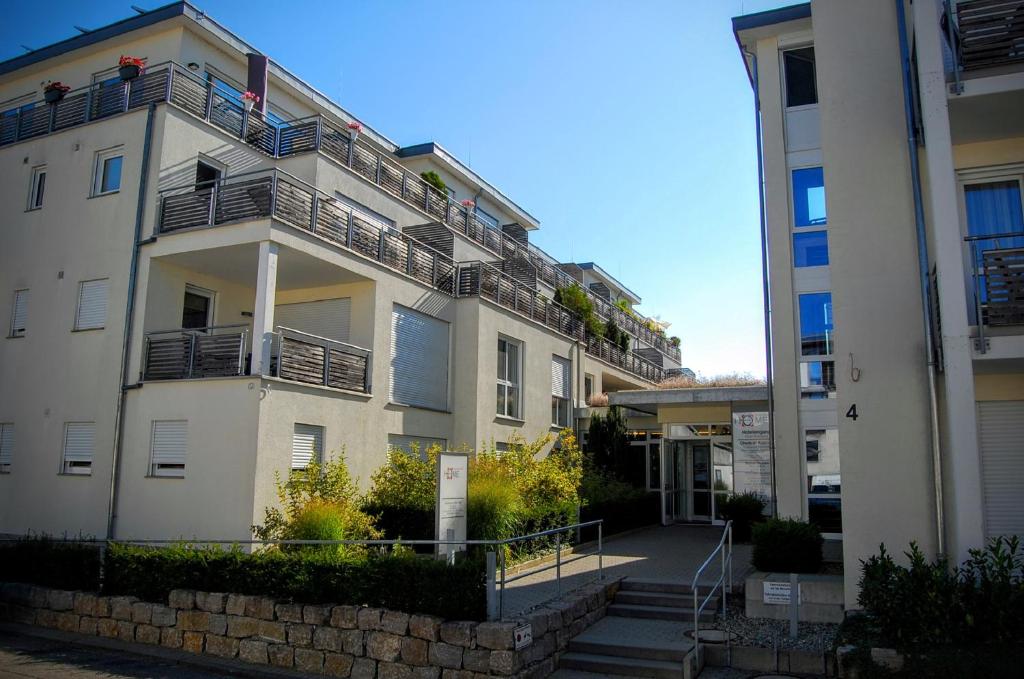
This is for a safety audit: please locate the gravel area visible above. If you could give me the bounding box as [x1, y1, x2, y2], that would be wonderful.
[714, 597, 838, 652]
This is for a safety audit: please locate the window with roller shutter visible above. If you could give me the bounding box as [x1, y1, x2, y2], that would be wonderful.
[62, 422, 94, 475]
[0, 423, 12, 473]
[978, 401, 1024, 539]
[150, 420, 187, 477]
[551, 355, 571, 427]
[389, 306, 449, 411]
[9, 289, 27, 337]
[75, 279, 109, 330]
[292, 423, 324, 470]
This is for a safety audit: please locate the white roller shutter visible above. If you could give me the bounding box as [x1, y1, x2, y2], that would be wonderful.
[75, 279, 109, 330]
[275, 298, 351, 343]
[0, 423, 12, 471]
[978, 401, 1024, 539]
[10, 290, 27, 336]
[390, 306, 449, 411]
[151, 420, 187, 477]
[292, 423, 323, 470]
[551, 356, 571, 399]
[62, 422, 94, 474]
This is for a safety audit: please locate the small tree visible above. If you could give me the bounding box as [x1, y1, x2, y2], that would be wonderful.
[420, 171, 448, 197]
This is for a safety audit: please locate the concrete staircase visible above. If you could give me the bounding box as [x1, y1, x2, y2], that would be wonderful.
[609, 579, 718, 623]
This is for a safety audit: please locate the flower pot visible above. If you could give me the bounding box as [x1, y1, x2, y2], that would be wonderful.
[119, 65, 140, 81]
[243, 99, 255, 113]
[44, 89, 65, 104]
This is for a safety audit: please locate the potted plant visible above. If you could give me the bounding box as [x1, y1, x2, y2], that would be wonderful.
[118, 55, 145, 81]
[461, 199, 475, 210]
[347, 121, 362, 139]
[43, 81, 71, 104]
[241, 91, 260, 112]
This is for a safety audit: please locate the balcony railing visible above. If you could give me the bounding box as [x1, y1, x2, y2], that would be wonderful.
[966, 232, 1024, 352]
[142, 324, 250, 380]
[951, 0, 1024, 72]
[269, 327, 371, 393]
[585, 334, 665, 383]
[158, 169, 458, 296]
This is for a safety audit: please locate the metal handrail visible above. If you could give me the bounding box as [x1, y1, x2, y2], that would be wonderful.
[963, 231, 1024, 352]
[691, 521, 732, 654]
[275, 326, 371, 356]
[143, 322, 251, 336]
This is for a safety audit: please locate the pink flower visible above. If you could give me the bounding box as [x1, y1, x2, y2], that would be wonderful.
[461, 199, 475, 208]
[347, 121, 363, 133]
[118, 55, 145, 69]
[241, 91, 260, 103]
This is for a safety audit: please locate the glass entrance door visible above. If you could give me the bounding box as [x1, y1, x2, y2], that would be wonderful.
[661, 441, 684, 524]
[691, 442, 712, 521]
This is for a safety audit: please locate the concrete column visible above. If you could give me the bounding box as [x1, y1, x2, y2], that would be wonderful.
[913, 0, 985, 561]
[251, 240, 279, 376]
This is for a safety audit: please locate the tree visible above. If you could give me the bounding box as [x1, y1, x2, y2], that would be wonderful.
[587, 406, 635, 483]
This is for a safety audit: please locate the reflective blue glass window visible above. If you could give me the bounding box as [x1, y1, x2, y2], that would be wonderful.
[793, 167, 826, 226]
[799, 292, 833, 356]
[964, 181, 1024, 303]
[793, 231, 829, 267]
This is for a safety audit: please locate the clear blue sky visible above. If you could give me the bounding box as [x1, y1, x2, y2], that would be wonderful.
[1, 0, 798, 378]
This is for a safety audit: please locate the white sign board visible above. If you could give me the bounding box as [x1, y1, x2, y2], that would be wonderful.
[514, 624, 533, 650]
[732, 412, 772, 500]
[436, 452, 469, 559]
[763, 581, 800, 605]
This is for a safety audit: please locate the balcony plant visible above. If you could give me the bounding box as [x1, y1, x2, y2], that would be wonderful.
[347, 120, 362, 139]
[670, 336, 681, 347]
[241, 90, 260, 112]
[118, 55, 145, 81]
[43, 81, 71, 104]
[421, 170, 447, 197]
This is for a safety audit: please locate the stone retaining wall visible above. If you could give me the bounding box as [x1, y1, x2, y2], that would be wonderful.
[0, 580, 619, 679]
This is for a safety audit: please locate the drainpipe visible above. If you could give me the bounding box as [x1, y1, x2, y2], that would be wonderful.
[106, 102, 157, 540]
[743, 48, 778, 518]
[895, 0, 946, 556]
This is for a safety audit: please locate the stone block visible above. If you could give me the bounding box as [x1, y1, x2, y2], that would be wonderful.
[150, 605, 177, 627]
[92, 597, 111, 618]
[475, 621, 515, 650]
[35, 609, 57, 628]
[439, 671, 474, 679]
[409, 614, 442, 641]
[295, 647, 325, 673]
[28, 586, 48, 609]
[224, 594, 247, 616]
[97, 618, 119, 638]
[46, 589, 74, 612]
[380, 611, 409, 635]
[342, 629, 365, 655]
[287, 623, 313, 647]
[357, 607, 382, 630]
[555, 628, 569, 651]
[117, 620, 136, 642]
[367, 632, 403, 662]
[378, 662, 412, 679]
[410, 669, 440, 679]
[276, 603, 304, 623]
[569, 597, 587, 620]
[208, 614, 227, 636]
[168, 589, 195, 610]
[195, 592, 227, 614]
[568, 617, 585, 638]
[205, 634, 239, 658]
[429, 642, 463, 669]
[73, 593, 98, 616]
[55, 612, 80, 633]
[401, 637, 429, 666]
[332, 605, 359, 629]
[304, 604, 331, 625]
[439, 621, 474, 648]
[131, 602, 153, 624]
[525, 610, 549, 638]
[226, 615, 259, 638]
[351, 657, 377, 679]
[78, 616, 98, 636]
[314, 626, 343, 652]
[461, 648, 490, 672]
[489, 650, 520, 675]
[326, 652, 355, 677]
[268, 644, 295, 668]
[245, 596, 276, 620]
[136, 624, 160, 645]
[161, 628, 183, 649]
[182, 631, 205, 654]
[177, 610, 210, 632]
[257, 619, 287, 643]
[109, 596, 136, 621]
[239, 639, 269, 665]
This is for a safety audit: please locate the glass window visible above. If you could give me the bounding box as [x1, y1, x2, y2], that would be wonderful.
[793, 167, 826, 226]
[29, 165, 46, 209]
[647, 443, 661, 491]
[800, 361, 836, 399]
[799, 292, 833, 356]
[497, 337, 521, 419]
[783, 47, 818, 107]
[475, 207, 499, 229]
[806, 428, 841, 534]
[793, 231, 829, 267]
[93, 148, 123, 195]
[182, 286, 213, 330]
[964, 180, 1024, 304]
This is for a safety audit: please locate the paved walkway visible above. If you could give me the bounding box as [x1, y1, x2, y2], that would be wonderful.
[502, 524, 752, 617]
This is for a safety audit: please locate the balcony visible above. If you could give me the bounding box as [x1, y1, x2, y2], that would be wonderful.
[965, 233, 1024, 354]
[584, 334, 665, 384]
[158, 170, 457, 295]
[952, 0, 1024, 72]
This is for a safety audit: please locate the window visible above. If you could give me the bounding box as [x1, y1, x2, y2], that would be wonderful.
[93, 148, 123, 196]
[9, 289, 27, 337]
[793, 167, 826, 226]
[150, 420, 187, 477]
[388, 434, 447, 460]
[28, 165, 46, 209]
[195, 160, 222, 188]
[182, 285, 214, 330]
[75, 279, 109, 330]
[62, 422, 94, 475]
[963, 179, 1024, 304]
[496, 337, 522, 419]
[800, 361, 836, 399]
[551, 355, 571, 427]
[292, 423, 324, 470]
[806, 428, 841, 534]
[475, 206, 499, 229]
[584, 373, 594, 406]
[783, 47, 817, 107]
[799, 292, 833, 356]
[647, 443, 661, 491]
[0, 423, 12, 473]
[793, 231, 829, 267]
[389, 306, 449, 411]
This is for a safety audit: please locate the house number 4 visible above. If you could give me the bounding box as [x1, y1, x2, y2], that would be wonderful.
[845, 404, 859, 421]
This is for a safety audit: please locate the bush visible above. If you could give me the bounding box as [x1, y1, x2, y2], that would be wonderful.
[555, 284, 604, 338]
[363, 444, 437, 544]
[283, 501, 381, 558]
[420, 171, 447, 197]
[717, 492, 766, 542]
[752, 518, 823, 573]
[103, 543, 485, 620]
[467, 470, 522, 543]
[0, 536, 102, 591]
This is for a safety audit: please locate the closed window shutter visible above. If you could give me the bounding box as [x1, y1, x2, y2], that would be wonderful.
[292, 424, 323, 470]
[275, 298, 351, 343]
[551, 356, 571, 399]
[0, 423, 12, 470]
[390, 306, 449, 411]
[76, 279, 109, 330]
[978, 401, 1024, 538]
[151, 420, 187, 476]
[11, 290, 27, 336]
[63, 422, 94, 472]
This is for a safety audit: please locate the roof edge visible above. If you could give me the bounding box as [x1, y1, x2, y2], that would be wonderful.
[731, 2, 811, 34]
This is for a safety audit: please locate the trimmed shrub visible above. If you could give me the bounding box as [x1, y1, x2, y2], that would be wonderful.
[581, 493, 659, 541]
[752, 518, 823, 573]
[363, 444, 438, 546]
[0, 537, 101, 591]
[717, 492, 766, 542]
[103, 543, 485, 620]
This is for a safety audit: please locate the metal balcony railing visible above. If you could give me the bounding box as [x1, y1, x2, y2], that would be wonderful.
[269, 327, 372, 393]
[142, 324, 250, 380]
[965, 232, 1024, 353]
[584, 334, 665, 383]
[158, 169, 458, 296]
[948, 1, 1024, 73]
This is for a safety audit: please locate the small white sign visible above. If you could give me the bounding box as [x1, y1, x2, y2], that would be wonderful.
[514, 624, 533, 650]
[763, 581, 800, 605]
[436, 452, 469, 559]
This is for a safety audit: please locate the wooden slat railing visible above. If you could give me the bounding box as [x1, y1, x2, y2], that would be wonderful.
[142, 325, 249, 381]
[272, 327, 371, 393]
[956, 0, 1024, 70]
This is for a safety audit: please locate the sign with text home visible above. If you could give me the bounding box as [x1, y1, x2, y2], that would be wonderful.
[436, 452, 468, 559]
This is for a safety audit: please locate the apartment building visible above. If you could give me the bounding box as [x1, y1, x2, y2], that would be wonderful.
[734, 0, 1024, 606]
[0, 2, 682, 541]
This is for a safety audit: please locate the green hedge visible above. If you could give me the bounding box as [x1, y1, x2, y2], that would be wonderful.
[0, 537, 102, 591]
[103, 544, 485, 620]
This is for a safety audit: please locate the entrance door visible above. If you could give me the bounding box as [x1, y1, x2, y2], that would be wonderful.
[661, 441, 684, 524]
[691, 441, 712, 521]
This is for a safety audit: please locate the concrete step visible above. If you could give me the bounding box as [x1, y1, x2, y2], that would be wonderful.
[558, 651, 686, 679]
[615, 590, 717, 609]
[568, 638, 689, 663]
[608, 603, 717, 622]
[619, 578, 695, 595]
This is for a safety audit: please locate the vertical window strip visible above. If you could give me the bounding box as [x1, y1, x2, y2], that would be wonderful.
[75, 279, 109, 330]
[0, 423, 12, 472]
[10, 289, 28, 337]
